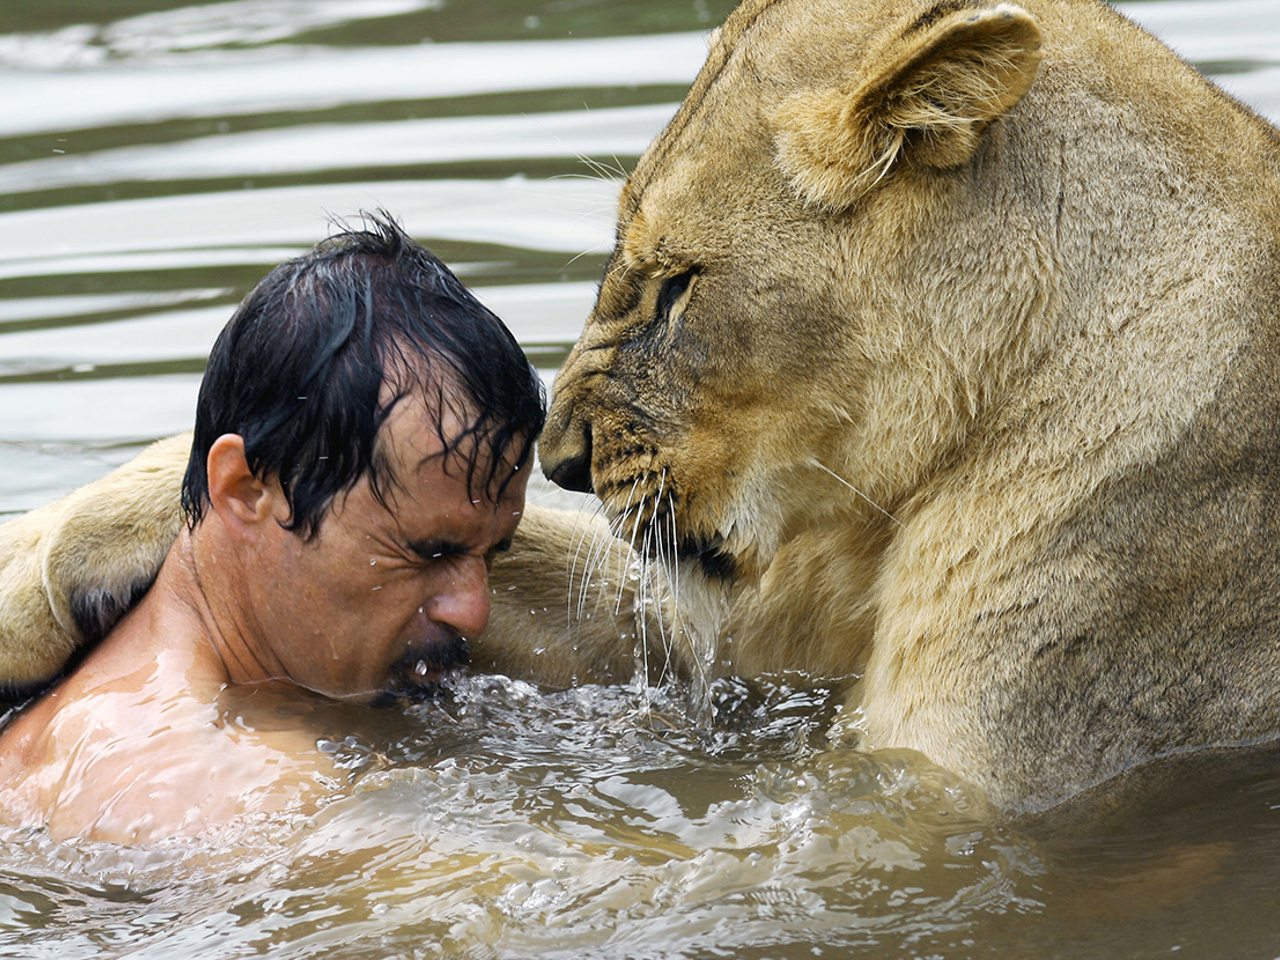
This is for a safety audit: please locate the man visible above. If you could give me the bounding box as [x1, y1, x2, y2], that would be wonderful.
[0, 215, 546, 842]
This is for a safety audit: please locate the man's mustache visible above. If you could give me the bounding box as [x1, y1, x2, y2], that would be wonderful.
[381, 631, 472, 702]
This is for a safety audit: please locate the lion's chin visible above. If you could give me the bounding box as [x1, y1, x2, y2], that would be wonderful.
[677, 534, 738, 582]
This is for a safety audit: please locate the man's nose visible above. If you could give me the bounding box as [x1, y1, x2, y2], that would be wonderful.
[425, 556, 491, 639]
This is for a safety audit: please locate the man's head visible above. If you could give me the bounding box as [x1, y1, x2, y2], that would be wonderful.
[182, 213, 544, 536]
[181, 214, 545, 700]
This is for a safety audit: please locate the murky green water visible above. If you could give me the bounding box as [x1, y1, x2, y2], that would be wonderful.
[1, 1, 1279, 957]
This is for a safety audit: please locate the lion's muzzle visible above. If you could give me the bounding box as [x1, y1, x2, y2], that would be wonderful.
[541, 419, 594, 494]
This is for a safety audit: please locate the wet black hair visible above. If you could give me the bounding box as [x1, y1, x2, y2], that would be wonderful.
[180, 212, 545, 539]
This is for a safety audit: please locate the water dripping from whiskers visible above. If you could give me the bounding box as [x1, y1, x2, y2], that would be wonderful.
[614, 476, 646, 616]
[628, 483, 728, 729]
[667, 557, 730, 727]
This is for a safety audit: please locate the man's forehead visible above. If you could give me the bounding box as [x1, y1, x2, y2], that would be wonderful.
[380, 384, 470, 460]
[378, 389, 527, 503]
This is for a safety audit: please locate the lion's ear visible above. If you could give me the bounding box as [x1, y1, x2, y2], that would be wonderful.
[774, 2, 1042, 210]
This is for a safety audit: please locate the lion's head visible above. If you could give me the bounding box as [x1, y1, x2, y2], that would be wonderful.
[541, 0, 1052, 583]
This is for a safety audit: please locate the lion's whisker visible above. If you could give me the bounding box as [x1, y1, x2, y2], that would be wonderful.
[807, 457, 903, 527]
[615, 478, 646, 614]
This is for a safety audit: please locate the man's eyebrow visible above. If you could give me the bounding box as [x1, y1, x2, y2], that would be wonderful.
[405, 539, 463, 561]
[404, 536, 513, 560]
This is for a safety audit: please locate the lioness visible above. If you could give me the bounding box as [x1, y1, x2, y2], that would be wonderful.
[3, 0, 1280, 814]
[538, 0, 1280, 812]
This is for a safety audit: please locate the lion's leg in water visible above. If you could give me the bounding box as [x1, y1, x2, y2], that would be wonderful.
[0, 433, 189, 693]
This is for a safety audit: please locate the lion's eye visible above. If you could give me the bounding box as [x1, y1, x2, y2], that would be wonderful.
[655, 270, 697, 323]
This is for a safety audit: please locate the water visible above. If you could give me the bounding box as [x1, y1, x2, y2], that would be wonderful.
[0, 0, 1278, 957]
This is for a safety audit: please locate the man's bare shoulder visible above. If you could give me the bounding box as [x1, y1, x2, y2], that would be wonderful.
[0, 597, 337, 843]
[0, 680, 334, 842]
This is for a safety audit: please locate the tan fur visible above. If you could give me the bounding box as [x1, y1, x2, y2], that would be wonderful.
[540, 0, 1280, 810]
[0, 437, 649, 696]
[0, 434, 189, 690]
[473, 504, 659, 687]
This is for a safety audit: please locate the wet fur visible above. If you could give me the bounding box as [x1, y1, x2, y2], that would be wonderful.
[0, 435, 188, 696]
[539, 0, 1280, 810]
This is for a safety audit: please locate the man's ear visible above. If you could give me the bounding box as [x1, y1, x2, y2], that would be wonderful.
[206, 434, 276, 537]
[773, 2, 1042, 210]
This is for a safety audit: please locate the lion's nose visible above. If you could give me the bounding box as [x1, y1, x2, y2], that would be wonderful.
[542, 421, 595, 493]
